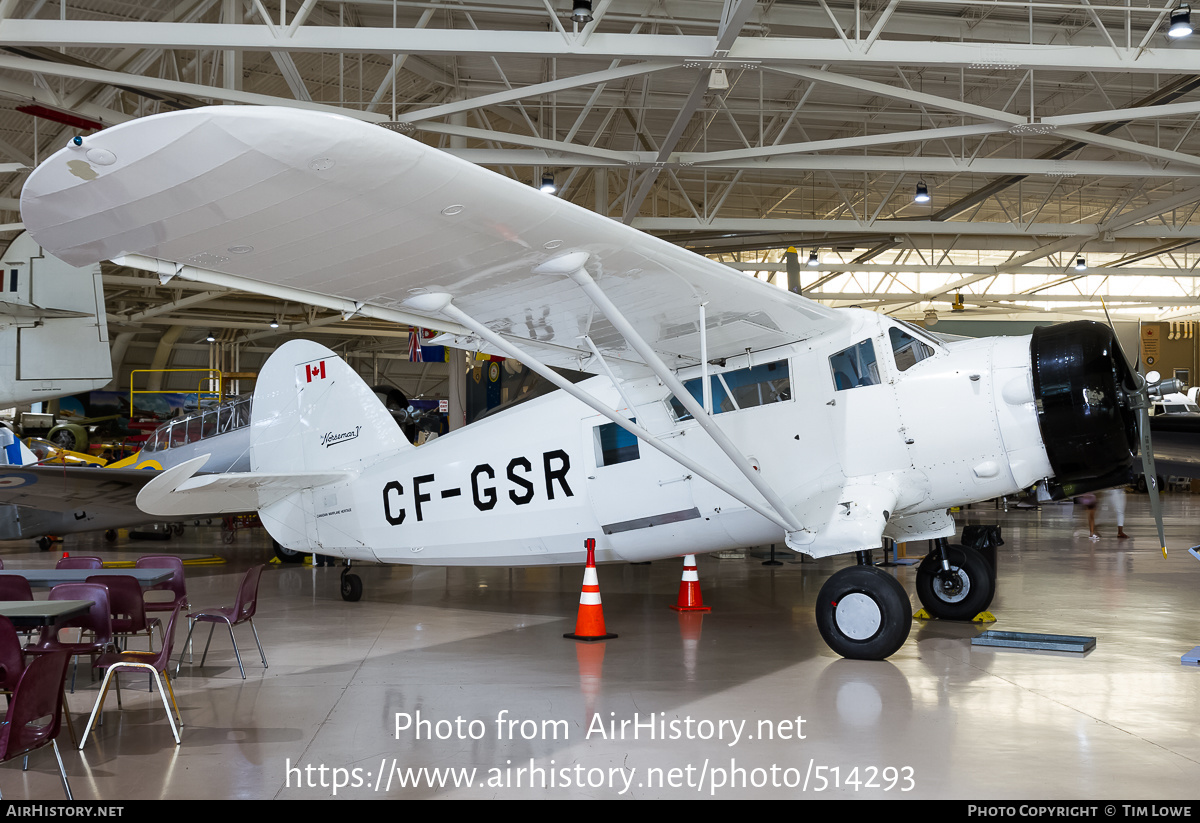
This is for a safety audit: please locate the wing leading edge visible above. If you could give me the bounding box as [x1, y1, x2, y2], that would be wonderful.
[20, 106, 848, 376]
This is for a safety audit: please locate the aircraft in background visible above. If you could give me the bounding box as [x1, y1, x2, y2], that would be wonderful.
[0, 231, 111, 406]
[19, 106, 1162, 660]
[0, 395, 253, 549]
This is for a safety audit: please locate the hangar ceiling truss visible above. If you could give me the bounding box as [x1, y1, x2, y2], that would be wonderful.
[3, 0, 1200, 333]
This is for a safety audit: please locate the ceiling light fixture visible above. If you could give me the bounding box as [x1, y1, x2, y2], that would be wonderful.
[540, 173, 557, 194]
[914, 181, 930, 203]
[1075, 255, 1087, 272]
[205, 330, 216, 342]
[1170, 4, 1193, 37]
[269, 318, 280, 329]
[571, 1, 593, 24]
[807, 250, 819, 267]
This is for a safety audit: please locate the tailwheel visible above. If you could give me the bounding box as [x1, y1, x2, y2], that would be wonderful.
[915, 544, 995, 621]
[815, 566, 912, 660]
[340, 568, 363, 602]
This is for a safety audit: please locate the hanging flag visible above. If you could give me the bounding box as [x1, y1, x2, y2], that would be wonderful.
[419, 327, 447, 362]
[409, 327, 424, 362]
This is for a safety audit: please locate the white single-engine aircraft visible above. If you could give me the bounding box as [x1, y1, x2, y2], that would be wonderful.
[20, 107, 1156, 660]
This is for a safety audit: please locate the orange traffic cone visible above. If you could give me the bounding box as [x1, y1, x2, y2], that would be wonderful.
[564, 538, 617, 641]
[669, 554, 711, 611]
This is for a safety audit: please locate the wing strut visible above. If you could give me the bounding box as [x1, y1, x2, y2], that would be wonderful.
[532, 252, 806, 534]
[405, 292, 798, 534]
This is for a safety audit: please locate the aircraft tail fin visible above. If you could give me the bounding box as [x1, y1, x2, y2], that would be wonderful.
[0, 231, 111, 406]
[249, 339, 412, 475]
[0, 425, 37, 466]
[137, 341, 410, 554]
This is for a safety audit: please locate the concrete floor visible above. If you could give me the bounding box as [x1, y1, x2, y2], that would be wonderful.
[2, 492, 1199, 800]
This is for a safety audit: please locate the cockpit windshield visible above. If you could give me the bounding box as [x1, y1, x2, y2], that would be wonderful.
[143, 395, 252, 452]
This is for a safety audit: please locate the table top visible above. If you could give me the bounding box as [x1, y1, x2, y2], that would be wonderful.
[0, 569, 173, 588]
[0, 599, 93, 627]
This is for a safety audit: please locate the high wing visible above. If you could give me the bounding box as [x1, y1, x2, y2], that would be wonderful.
[20, 106, 847, 377]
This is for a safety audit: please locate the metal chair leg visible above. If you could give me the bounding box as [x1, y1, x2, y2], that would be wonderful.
[52, 739, 72, 800]
[176, 620, 199, 676]
[149, 670, 181, 745]
[163, 671, 183, 730]
[248, 619, 268, 669]
[79, 669, 116, 749]
[60, 686, 77, 748]
[226, 622, 245, 679]
[199, 623, 217, 667]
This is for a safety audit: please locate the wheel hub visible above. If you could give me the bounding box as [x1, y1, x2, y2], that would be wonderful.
[934, 568, 969, 602]
[834, 593, 882, 640]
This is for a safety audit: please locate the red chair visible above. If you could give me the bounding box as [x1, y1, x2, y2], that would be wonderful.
[134, 556, 188, 647]
[0, 578, 34, 645]
[55, 557, 102, 570]
[0, 616, 24, 696]
[80, 604, 184, 749]
[0, 651, 73, 800]
[25, 583, 114, 692]
[86, 574, 151, 652]
[178, 565, 267, 679]
[0, 576, 33, 602]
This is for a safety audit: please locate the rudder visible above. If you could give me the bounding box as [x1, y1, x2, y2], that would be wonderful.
[250, 339, 411, 475]
[250, 339, 411, 558]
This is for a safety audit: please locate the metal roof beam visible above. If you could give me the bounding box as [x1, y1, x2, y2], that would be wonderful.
[9, 22, 1200, 73]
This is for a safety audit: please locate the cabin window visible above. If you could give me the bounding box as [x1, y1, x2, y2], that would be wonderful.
[669, 360, 791, 421]
[169, 421, 187, 448]
[888, 328, 936, 372]
[829, 340, 880, 391]
[594, 420, 641, 466]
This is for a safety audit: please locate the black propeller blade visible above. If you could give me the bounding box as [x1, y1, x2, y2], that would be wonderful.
[1100, 303, 1167, 557]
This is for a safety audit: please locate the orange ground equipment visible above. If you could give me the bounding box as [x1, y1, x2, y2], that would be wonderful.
[670, 554, 712, 612]
[563, 538, 617, 641]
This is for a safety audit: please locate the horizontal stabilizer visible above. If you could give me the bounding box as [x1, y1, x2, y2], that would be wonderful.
[0, 301, 91, 320]
[137, 454, 352, 517]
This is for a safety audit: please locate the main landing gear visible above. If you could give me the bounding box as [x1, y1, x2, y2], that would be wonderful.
[915, 539, 995, 621]
[816, 550, 912, 660]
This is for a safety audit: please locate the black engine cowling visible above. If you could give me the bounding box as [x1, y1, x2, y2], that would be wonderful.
[1030, 321, 1139, 499]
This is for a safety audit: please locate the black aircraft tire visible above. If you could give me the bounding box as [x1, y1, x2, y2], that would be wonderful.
[341, 573, 363, 602]
[273, 540, 305, 564]
[915, 544, 995, 621]
[815, 566, 912, 660]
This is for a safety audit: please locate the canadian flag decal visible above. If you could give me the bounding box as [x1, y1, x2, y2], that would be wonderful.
[305, 361, 327, 382]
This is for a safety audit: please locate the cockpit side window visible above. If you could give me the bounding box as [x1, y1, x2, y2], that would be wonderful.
[888, 327, 936, 372]
[668, 360, 791, 421]
[829, 340, 880, 391]
[594, 420, 641, 466]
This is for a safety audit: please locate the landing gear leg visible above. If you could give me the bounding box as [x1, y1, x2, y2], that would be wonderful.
[915, 539, 995, 620]
[340, 564, 362, 602]
[815, 561, 911, 660]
